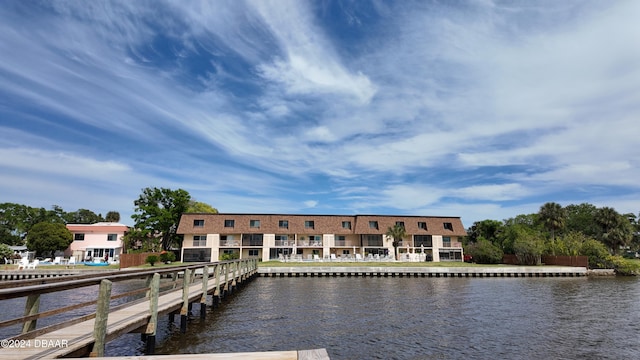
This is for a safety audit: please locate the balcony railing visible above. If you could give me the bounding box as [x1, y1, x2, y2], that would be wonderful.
[299, 240, 323, 246]
[220, 240, 240, 247]
[442, 243, 462, 248]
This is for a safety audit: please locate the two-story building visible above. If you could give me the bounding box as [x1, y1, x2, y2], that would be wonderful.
[65, 222, 129, 262]
[177, 214, 466, 262]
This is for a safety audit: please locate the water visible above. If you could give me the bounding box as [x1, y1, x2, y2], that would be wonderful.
[3, 277, 640, 359]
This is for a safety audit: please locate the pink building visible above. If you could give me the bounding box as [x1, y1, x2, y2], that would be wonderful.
[66, 222, 129, 262]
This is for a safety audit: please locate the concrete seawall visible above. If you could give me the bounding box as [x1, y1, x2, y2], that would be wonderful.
[258, 266, 588, 278]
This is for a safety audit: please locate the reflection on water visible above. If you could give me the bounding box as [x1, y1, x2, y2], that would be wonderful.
[152, 277, 640, 360]
[3, 277, 640, 359]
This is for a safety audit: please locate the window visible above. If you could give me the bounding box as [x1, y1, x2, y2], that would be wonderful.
[242, 233, 264, 246]
[107, 234, 117, 241]
[183, 248, 211, 262]
[193, 219, 204, 227]
[305, 220, 315, 229]
[342, 221, 351, 229]
[444, 222, 453, 231]
[369, 221, 379, 229]
[279, 220, 289, 229]
[309, 235, 321, 241]
[364, 234, 383, 246]
[74, 233, 85, 241]
[275, 235, 288, 241]
[335, 235, 346, 246]
[414, 235, 433, 247]
[443, 236, 451, 247]
[250, 219, 260, 228]
[395, 221, 405, 228]
[193, 235, 207, 246]
[418, 222, 427, 230]
[224, 219, 235, 227]
[248, 249, 259, 257]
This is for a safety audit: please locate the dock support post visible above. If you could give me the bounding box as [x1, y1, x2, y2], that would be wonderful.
[90, 279, 112, 357]
[200, 265, 209, 320]
[145, 273, 160, 354]
[180, 268, 191, 333]
[22, 294, 40, 334]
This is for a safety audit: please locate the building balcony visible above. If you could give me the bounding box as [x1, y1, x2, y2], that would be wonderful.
[220, 240, 240, 247]
[441, 243, 462, 248]
[301, 241, 323, 247]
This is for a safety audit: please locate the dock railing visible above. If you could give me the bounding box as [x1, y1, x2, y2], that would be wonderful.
[0, 259, 258, 358]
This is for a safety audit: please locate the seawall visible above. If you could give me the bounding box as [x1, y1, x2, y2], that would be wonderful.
[258, 266, 588, 278]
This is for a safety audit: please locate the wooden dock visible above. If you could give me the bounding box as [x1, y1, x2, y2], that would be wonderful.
[90, 348, 330, 359]
[0, 260, 259, 359]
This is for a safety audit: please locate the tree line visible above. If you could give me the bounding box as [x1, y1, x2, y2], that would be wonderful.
[0, 187, 217, 258]
[464, 202, 640, 274]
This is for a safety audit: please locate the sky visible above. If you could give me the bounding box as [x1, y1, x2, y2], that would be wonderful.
[1, 0, 639, 228]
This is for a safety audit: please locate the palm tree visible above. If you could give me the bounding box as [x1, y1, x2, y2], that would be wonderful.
[385, 224, 407, 260]
[596, 207, 633, 254]
[538, 202, 565, 242]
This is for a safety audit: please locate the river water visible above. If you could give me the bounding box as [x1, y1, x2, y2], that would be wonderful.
[3, 277, 640, 359]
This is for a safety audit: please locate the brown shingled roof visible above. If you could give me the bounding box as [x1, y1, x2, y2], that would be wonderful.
[177, 213, 466, 236]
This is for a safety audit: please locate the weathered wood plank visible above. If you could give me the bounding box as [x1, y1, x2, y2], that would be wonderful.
[0, 266, 254, 359]
[299, 348, 331, 360]
[90, 349, 325, 359]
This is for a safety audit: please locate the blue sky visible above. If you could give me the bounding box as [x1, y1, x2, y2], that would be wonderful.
[1, 0, 639, 227]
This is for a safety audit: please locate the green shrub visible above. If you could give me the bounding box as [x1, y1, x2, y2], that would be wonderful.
[219, 252, 239, 261]
[513, 233, 545, 265]
[465, 238, 503, 264]
[581, 239, 611, 269]
[160, 251, 176, 263]
[0, 243, 12, 263]
[145, 255, 159, 266]
[609, 256, 640, 276]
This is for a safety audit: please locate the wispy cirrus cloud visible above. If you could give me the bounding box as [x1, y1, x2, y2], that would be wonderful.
[1, 0, 639, 227]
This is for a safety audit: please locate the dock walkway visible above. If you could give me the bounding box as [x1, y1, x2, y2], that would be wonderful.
[0, 261, 258, 359]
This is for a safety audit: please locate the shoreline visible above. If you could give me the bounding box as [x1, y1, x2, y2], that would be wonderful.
[258, 265, 590, 277]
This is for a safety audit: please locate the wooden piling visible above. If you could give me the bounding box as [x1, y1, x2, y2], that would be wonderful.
[90, 279, 112, 357]
[180, 268, 191, 333]
[145, 273, 160, 354]
[21, 293, 40, 334]
[200, 265, 209, 320]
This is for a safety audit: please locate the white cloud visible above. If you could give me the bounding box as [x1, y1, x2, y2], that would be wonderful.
[304, 200, 319, 208]
[454, 183, 529, 201]
[252, 1, 377, 103]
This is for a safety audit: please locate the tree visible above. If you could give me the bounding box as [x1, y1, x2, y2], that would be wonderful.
[564, 203, 600, 237]
[26, 222, 73, 257]
[595, 207, 633, 254]
[131, 187, 191, 251]
[513, 231, 545, 265]
[385, 224, 406, 260]
[0, 203, 67, 245]
[65, 209, 103, 224]
[0, 243, 13, 263]
[538, 202, 565, 241]
[186, 201, 218, 213]
[467, 219, 503, 244]
[465, 237, 503, 264]
[105, 211, 121, 222]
